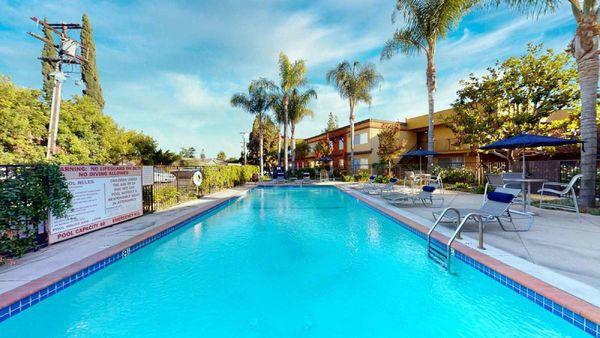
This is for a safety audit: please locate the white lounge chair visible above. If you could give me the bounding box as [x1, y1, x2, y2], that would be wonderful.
[383, 185, 443, 207]
[301, 172, 313, 185]
[365, 177, 399, 195]
[432, 187, 533, 232]
[538, 174, 582, 215]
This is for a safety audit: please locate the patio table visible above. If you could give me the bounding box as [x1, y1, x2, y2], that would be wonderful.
[503, 178, 546, 215]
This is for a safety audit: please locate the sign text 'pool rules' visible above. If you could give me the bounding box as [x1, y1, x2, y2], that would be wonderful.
[48, 165, 143, 243]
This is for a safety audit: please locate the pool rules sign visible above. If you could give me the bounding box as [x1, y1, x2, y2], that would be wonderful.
[48, 165, 144, 243]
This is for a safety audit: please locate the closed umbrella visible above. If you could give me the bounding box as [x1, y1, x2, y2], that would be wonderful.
[402, 149, 439, 172]
[479, 133, 582, 178]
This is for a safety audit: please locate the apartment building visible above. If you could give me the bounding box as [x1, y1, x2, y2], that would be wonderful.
[297, 109, 474, 173]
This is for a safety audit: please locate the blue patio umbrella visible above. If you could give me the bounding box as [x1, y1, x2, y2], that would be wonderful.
[480, 133, 582, 178]
[402, 149, 439, 172]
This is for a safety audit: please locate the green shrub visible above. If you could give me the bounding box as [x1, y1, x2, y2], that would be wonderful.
[341, 175, 355, 182]
[433, 166, 476, 184]
[353, 172, 371, 182]
[0, 164, 72, 258]
[154, 185, 179, 209]
[199, 165, 258, 194]
[374, 175, 390, 184]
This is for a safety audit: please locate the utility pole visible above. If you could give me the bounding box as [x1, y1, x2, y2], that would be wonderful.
[240, 132, 247, 165]
[28, 17, 85, 159]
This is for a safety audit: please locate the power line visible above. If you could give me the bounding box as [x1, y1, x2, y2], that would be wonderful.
[28, 17, 85, 159]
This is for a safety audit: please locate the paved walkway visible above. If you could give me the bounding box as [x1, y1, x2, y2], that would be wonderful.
[341, 184, 600, 303]
[0, 186, 251, 295]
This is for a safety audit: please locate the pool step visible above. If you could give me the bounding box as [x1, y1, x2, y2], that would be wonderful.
[427, 207, 471, 272]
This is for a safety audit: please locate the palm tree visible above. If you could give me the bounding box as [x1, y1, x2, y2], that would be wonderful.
[231, 78, 276, 178]
[381, 0, 475, 172]
[326, 61, 382, 174]
[501, 1, 598, 208]
[276, 53, 309, 171]
[271, 96, 285, 168]
[288, 88, 317, 172]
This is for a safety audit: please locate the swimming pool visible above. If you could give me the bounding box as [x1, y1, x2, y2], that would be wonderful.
[0, 186, 588, 336]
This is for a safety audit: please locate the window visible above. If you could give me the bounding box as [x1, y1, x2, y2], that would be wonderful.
[354, 132, 368, 145]
[437, 157, 464, 168]
[339, 159, 344, 168]
[353, 158, 369, 170]
[338, 139, 344, 150]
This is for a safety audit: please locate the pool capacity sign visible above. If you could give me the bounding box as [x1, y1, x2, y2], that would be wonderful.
[48, 165, 144, 243]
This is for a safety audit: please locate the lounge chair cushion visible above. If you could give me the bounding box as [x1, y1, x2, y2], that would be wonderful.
[422, 185, 436, 193]
[487, 191, 514, 203]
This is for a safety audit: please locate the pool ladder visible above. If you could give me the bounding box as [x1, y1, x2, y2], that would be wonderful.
[427, 208, 485, 271]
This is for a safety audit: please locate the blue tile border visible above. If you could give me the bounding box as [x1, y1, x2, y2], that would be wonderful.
[338, 187, 600, 337]
[0, 195, 242, 325]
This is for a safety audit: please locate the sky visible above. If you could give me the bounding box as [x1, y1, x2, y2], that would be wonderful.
[0, 0, 576, 158]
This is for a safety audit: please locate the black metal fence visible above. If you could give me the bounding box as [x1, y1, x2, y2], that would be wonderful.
[394, 159, 599, 194]
[150, 166, 204, 210]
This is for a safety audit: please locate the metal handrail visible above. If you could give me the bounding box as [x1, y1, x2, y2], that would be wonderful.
[427, 208, 485, 271]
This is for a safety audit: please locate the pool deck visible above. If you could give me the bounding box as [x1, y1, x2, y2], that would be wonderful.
[0, 185, 252, 302]
[336, 183, 600, 319]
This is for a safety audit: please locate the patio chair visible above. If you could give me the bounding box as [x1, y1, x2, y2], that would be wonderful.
[428, 175, 444, 194]
[383, 185, 443, 207]
[537, 174, 582, 215]
[483, 173, 504, 202]
[403, 171, 416, 192]
[432, 187, 534, 232]
[301, 172, 313, 185]
[319, 169, 329, 182]
[365, 177, 399, 195]
[275, 172, 287, 184]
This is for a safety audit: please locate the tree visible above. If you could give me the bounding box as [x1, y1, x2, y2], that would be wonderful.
[274, 53, 308, 172]
[80, 14, 104, 108]
[248, 115, 280, 168]
[288, 88, 317, 172]
[323, 112, 339, 132]
[326, 61, 382, 174]
[231, 78, 276, 177]
[179, 146, 196, 158]
[447, 44, 579, 166]
[217, 151, 227, 161]
[377, 122, 408, 174]
[295, 140, 310, 161]
[41, 19, 56, 104]
[501, 1, 599, 209]
[381, 0, 475, 172]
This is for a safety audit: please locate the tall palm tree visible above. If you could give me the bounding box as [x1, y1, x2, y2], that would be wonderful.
[271, 95, 285, 167]
[276, 53, 308, 171]
[288, 88, 317, 172]
[501, 1, 598, 208]
[231, 78, 276, 178]
[381, 0, 475, 171]
[326, 61, 382, 174]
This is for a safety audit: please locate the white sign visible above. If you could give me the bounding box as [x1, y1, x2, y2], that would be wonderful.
[48, 165, 143, 243]
[142, 166, 154, 186]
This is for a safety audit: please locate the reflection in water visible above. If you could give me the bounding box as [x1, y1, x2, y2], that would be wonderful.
[367, 218, 381, 247]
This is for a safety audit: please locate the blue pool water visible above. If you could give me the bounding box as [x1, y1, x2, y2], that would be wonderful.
[0, 187, 585, 337]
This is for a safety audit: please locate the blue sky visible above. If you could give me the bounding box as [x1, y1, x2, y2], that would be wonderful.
[0, 0, 576, 158]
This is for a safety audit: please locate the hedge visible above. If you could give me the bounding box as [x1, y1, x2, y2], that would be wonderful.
[199, 165, 258, 194]
[0, 164, 72, 260]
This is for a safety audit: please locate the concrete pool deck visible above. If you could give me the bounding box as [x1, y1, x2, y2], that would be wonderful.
[0, 185, 252, 298]
[337, 184, 600, 304]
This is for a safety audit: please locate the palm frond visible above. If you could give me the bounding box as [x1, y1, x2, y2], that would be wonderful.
[381, 29, 425, 60]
